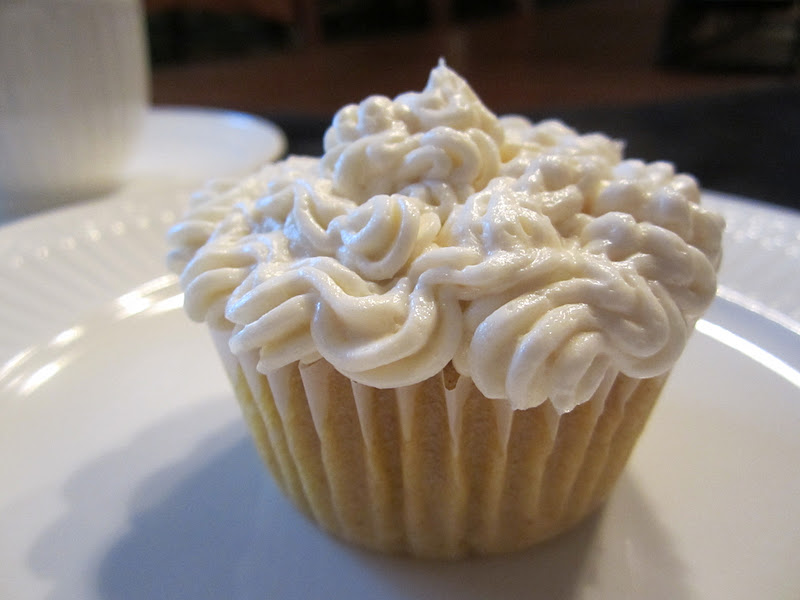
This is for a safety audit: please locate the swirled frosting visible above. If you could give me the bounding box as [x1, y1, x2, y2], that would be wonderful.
[167, 61, 724, 412]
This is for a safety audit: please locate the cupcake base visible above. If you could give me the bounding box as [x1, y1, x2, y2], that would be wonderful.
[211, 329, 666, 559]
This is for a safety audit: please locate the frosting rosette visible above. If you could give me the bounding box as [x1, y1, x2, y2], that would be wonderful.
[168, 61, 724, 413]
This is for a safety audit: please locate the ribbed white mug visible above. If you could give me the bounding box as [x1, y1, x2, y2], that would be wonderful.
[0, 0, 149, 217]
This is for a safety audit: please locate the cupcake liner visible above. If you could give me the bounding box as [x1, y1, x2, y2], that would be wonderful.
[210, 328, 666, 559]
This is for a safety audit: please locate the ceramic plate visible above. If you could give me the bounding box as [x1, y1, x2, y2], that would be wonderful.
[1, 184, 798, 598]
[0, 106, 285, 358]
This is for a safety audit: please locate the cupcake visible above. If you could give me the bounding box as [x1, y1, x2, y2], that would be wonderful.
[167, 61, 724, 558]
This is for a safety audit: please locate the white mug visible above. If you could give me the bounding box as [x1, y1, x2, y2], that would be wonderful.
[0, 0, 150, 218]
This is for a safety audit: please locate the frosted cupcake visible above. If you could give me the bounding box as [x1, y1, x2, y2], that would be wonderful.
[167, 61, 724, 558]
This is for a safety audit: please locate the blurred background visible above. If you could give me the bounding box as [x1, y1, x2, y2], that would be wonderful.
[144, 0, 799, 207]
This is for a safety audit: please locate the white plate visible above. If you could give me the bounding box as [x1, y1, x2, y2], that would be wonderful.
[1, 185, 799, 598]
[0, 106, 285, 359]
[0, 106, 286, 225]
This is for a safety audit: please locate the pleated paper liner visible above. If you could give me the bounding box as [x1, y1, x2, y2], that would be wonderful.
[211, 328, 666, 559]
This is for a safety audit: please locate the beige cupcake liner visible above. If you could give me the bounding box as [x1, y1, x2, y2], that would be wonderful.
[210, 328, 666, 559]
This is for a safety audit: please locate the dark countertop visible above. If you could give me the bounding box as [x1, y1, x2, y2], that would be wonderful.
[265, 82, 800, 212]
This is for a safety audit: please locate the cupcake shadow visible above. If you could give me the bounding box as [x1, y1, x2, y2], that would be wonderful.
[27, 400, 691, 600]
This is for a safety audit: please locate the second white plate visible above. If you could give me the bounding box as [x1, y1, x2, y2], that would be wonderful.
[0, 106, 285, 360]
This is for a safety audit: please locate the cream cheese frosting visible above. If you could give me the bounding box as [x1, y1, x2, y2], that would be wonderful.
[167, 60, 724, 412]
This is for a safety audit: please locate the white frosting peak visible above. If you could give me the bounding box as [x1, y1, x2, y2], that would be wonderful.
[168, 62, 723, 412]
